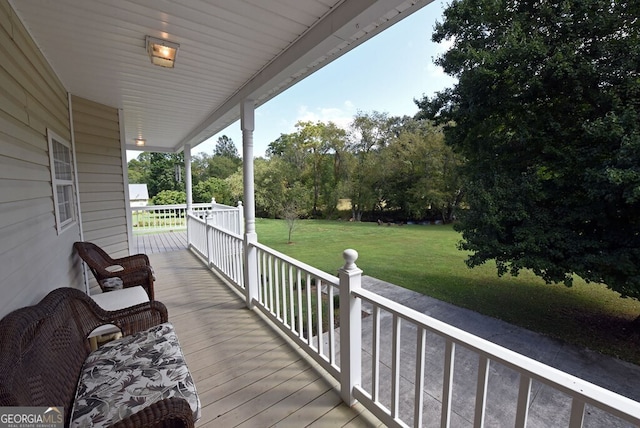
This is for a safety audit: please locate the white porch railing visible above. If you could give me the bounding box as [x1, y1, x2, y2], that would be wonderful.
[187, 213, 245, 288]
[252, 240, 343, 380]
[131, 201, 243, 235]
[186, 215, 640, 428]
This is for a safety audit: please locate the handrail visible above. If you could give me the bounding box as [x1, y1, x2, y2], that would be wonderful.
[352, 287, 640, 427]
[131, 202, 243, 235]
[251, 241, 341, 379]
[187, 213, 244, 290]
[130, 203, 209, 232]
[185, 219, 640, 428]
[251, 241, 338, 285]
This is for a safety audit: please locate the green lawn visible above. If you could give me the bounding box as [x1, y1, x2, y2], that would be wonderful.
[256, 218, 640, 365]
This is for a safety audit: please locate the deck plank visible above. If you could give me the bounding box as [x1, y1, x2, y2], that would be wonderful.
[202, 368, 323, 428]
[133, 230, 188, 254]
[148, 248, 377, 427]
[234, 382, 338, 428]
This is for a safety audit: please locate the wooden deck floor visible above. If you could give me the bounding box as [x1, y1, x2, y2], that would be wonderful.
[134, 230, 188, 254]
[149, 245, 380, 427]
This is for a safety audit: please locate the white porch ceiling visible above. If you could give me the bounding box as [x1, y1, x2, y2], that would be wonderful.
[9, 0, 433, 153]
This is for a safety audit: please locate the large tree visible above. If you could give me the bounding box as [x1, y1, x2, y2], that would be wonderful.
[193, 177, 233, 205]
[417, 0, 640, 298]
[128, 152, 184, 198]
[127, 153, 150, 184]
[252, 157, 313, 219]
[267, 121, 348, 218]
[192, 136, 241, 182]
[346, 111, 397, 221]
[213, 135, 240, 159]
[296, 121, 348, 217]
[145, 153, 185, 197]
[381, 119, 464, 222]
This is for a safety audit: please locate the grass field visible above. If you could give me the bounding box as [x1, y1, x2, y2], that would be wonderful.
[256, 218, 640, 365]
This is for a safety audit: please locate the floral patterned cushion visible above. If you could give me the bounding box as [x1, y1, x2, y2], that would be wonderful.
[100, 277, 123, 291]
[71, 322, 200, 427]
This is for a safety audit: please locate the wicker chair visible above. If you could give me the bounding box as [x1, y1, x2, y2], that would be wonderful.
[74, 241, 155, 299]
[0, 287, 194, 427]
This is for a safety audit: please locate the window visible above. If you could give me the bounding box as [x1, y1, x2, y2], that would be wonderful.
[48, 129, 76, 233]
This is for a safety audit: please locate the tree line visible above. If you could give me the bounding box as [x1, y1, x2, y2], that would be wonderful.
[128, 112, 465, 224]
[128, 135, 242, 206]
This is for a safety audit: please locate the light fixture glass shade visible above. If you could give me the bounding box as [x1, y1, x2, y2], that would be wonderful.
[145, 36, 179, 68]
[135, 138, 146, 146]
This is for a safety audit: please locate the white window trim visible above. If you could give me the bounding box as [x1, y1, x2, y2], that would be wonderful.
[47, 129, 77, 234]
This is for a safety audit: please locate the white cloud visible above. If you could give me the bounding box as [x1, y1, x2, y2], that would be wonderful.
[425, 61, 447, 78]
[435, 36, 455, 54]
[294, 100, 356, 130]
[425, 36, 457, 81]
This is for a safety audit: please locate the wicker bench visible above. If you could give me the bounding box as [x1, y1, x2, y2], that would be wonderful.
[0, 288, 200, 427]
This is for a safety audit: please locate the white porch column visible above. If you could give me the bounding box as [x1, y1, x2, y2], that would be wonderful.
[184, 144, 193, 246]
[184, 144, 192, 211]
[241, 99, 259, 308]
[339, 249, 362, 406]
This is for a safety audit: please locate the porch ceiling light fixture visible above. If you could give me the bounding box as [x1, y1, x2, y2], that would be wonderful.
[135, 138, 146, 147]
[145, 36, 179, 68]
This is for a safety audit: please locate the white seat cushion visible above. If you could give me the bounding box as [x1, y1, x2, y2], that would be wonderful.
[71, 322, 200, 427]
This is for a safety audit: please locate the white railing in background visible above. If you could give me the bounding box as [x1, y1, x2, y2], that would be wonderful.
[187, 213, 244, 289]
[131, 203, 209, 232]
[131, 200, 243, 235]
[185, 227, 640, 427]
[186, 213, 208, 257]
[208, 199, 244, 236]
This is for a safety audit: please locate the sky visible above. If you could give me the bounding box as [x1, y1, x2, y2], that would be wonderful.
[129, 0, 456, 160]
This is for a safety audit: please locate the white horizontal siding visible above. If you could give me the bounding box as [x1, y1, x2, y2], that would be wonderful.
[80, 190, 125, 204]
[0, 0, 82, 319]
[72, 95, 130, 260]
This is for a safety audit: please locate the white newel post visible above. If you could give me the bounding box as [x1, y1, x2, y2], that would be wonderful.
[237, 201, 244, 236]
[339, 249, 362, 406]
[184, 144, 192, 245]
[241, 99, 259, 308]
